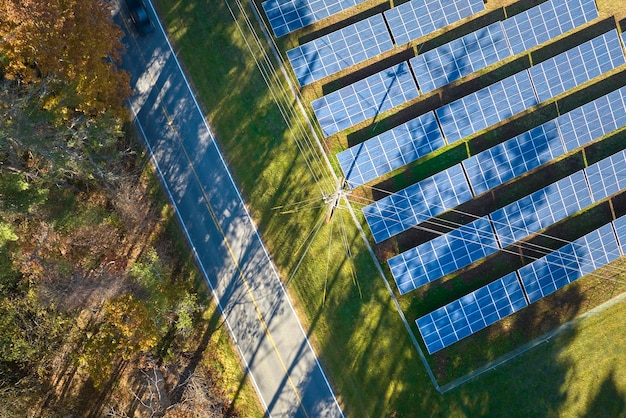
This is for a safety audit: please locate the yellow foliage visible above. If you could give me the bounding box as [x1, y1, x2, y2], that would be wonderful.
[103, 294, 160, 354]
[79, 294, 162, 387]
[0, 0, 131, 115]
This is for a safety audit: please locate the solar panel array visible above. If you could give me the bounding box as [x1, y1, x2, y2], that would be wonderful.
[336, 112, 445, 187]
[312, 62, 419, 137]
[384, 0, 485, 46]
[277, 0, 626, 355]
[491, 171, 593, 248]
[556, 86, 626, 152]
[529, 30, 625, 102]
[363, 164, 472, 243]
[416, 272, 527, 353]
[286, 15, 393, 86]
[519, 224, 620, 303]
[502, 0, 598, 55]
[585, 149, 626, 202]
[410, 22, 511, 94]
[388, 216, 499, 294]
[262, 0, 367, 37]
[462, 121, 564, 196]
[436, 71, 538, 143]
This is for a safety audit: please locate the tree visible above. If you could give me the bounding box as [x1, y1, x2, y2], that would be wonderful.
[80, 294, 161, 387]
[174, 292, 200, 338]
[0, 79, 130, 190]
[0, 0, 131, 116]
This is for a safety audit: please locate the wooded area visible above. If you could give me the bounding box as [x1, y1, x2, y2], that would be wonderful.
[0, 0, 256, 416]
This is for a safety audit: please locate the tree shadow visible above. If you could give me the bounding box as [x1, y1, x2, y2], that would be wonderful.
[582, 370, 626, 418]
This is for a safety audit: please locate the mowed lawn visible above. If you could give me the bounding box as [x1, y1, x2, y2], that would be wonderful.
[154, 0, 626, 416]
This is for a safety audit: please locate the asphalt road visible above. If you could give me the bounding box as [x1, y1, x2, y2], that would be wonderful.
[115, 2, 343, 417]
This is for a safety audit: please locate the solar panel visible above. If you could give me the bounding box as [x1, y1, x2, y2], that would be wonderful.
[286, 14, 393, 86]
[410, 22, 512, 94]
[585, 149, 626, 202]
[312, 62, 419, 137]
[502, 0, 598, 55]
[336, 112, 445, 187]
[528, 30, 625, 103]
[613, 214, 626, 254]
[518, 223, 620, 303]
[388, 216, 499, 294]
[262, 0, 367, 37]
[416, 272, 527, 353]
[435, 71, 537, 143]
[363, 164, 472, 243]
[490, 171, 592, 247]
[384, 0, 485, 46]
[556, 86, 626, 152]
[463, 120, 564, 196]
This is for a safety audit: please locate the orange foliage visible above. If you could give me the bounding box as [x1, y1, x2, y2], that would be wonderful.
[0, 0, 131, 115]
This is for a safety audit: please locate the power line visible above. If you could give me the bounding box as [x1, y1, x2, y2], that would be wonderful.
[223, 0, 626, 293]
[344, 186, 626, 287]
[224, 0, 337, 197]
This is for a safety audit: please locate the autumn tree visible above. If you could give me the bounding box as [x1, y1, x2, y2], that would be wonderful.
[79, 294, 162, 387]
[0, 0, 131, 116]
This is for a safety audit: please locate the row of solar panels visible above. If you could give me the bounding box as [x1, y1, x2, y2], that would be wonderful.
[334, 0, 602, 187]
[313, 0, 598, 137]
[418, 216, 626, 354]
[285, 0, 492, 85]
[264, 0, 484, 39]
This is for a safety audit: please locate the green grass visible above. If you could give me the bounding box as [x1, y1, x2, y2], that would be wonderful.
[154, 0, 626, 416]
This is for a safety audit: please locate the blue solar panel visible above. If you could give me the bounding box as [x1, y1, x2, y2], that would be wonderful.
[384, 0, 485, 46]
[336, 112, 445, 187]
[363, 164, 472, 243]
[463, 120, 564, 196]
[416, 272, 527, 353]
[262, 0, 367, 37]
[490, 171, 592, 247]
[388, 216, 499, 294]
[556, 86, 626, 152]
[286, 15, 393, 86]
[410, 22, 512, 93]
[312, 62, 419, 137]
[528, 30, 625, 103]
[502, 0, 598, 55]
[435, 71, 537, 143]
[613, 214, 626, 254]
[518, 224, 620, 303]
[585, 149, 626, 202]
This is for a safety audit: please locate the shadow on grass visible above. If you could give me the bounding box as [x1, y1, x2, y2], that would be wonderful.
[583, 371, 626, 418]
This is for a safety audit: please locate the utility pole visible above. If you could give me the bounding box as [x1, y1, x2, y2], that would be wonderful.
[323, 178, 350, 223]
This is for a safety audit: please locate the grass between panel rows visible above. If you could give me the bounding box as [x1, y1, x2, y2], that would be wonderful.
[154, 0, 626, 416]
